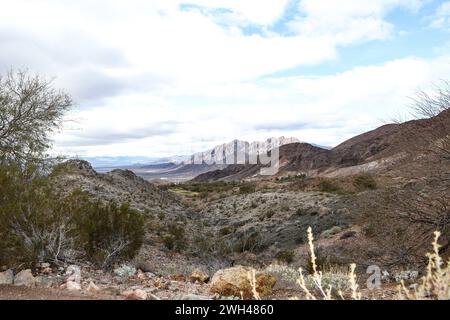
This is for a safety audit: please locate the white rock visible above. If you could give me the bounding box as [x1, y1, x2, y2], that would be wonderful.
[86, 281, 99, 292]
[65, 265, 81, 284]
[0, 269, 14, 285]
[122, 289, 148, 300]
[14, 269, 36, 287]
[65, 281, 82, 291]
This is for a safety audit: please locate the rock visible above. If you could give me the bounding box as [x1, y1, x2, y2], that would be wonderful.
[210, 266, 276, 299]
[339, 231, 357, 240]
[320, 226, 342, 239]
[0, 269, 14, 285]
[336, 208, 350, 215]
[244, 253, 257, 263]
[41, 267, 53, 275]
[176, 294, 212, 300]
[188, 270, 209, 283]
[86, 281, 99, 292]
[136, 270, 147, 280]
[136, 260, 154, 273]
[41, 263, 51, 269]
[170, 274, 186, 282]
[65, 281, 82, 291]
[318, 207, 332, 217]
[122, 289, 148, 300]
[35, 276, 54, 288]
[114, 265, 136, 278]
[14, 269, 36, 287]
[65, 265, 81, 284]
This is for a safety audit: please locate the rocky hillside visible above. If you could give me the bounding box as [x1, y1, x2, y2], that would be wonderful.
[190, 136, 300, 164]
[194, 109, 450, 181]
[52, 160, 184, 213]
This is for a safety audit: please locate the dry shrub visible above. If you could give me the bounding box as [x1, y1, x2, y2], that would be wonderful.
[398, 231, 450, 300]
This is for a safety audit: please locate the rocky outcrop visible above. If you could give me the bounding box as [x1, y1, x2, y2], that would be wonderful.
[209, 266, 276, 299]
[0, 269, 14, 285]
[193, 109, 450, 181]
[190, 137, 300, 165]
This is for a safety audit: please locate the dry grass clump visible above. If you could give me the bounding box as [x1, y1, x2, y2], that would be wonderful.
[296, 227, 361, 300]
[398, 231, 450, 300]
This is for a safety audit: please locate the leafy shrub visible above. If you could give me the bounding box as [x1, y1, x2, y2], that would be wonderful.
[318, 179, 341, 193]
[0, 163, 78, 266]
[265, 264, 301, 285]
[75, 201, 145, 269]
[303, 270, 351, 294]
[353, 173, 377, 191]
[239, 183, 256, 195]
[0, 163, 145, 269]
[275, 250, 296, 264]
[163, 223, 186, 252]
[232, 230, 266, 253]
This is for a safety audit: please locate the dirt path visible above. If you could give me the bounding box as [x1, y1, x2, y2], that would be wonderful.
[0, 285, 119, 300]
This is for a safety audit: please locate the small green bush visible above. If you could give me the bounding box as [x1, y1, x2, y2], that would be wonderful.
[75, 201, 145, 269]
[353, 173, 377, 191]
[239, 183, 256, 195]
[318, 179, 341, 193]
[0, 163, 145, 269]
[275, 250, 296, 264]
[163, 223, 186, 252]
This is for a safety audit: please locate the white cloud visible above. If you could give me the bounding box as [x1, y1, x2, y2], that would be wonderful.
[0, 0, 445, 158]
[180, 0, 291, 26]
[429, 1, 450, 30]
[290, 0, 429, 44]
[52, 54, 450, 157]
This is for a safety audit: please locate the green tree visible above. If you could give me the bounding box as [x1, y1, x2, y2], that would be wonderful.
[0, 70, 72, 163]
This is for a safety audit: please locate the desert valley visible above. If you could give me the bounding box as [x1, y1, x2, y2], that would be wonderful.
[1, 0, 450, 306]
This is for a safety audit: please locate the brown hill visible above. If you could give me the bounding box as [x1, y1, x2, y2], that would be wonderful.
[194, 109, 450, 181]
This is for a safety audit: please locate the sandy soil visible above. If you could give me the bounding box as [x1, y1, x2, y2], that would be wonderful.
[0, 285, 119, 300]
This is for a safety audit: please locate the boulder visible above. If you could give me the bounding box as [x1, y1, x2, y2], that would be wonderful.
[320, 226, 343, 239]
[318, 207, 332, 217]
[122, 289, 148, 300]
[65, 281, 82, 291]
[14, 269, 36, 287]
[35, 276, 54, 288]
[170, 274, 186, 282]
[136, 260, 154, 273]
[65, 265, 81, 284]
[86, 281, 100, 292]
[188, 270, 209, 283]
[0, 269, 14, 285]
[210, 266, 276, 299]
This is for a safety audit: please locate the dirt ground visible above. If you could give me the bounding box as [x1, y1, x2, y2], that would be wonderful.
[0, 285, 119, 300]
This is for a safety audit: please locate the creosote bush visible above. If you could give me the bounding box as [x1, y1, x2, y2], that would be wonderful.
[163, 223, 186, 252]
[75, 199, 145, 269]
[318, 179, 341, 194]
[0, 163, 145, 269]
[352, 173, 377, 191]
[275, 250, 295, 264]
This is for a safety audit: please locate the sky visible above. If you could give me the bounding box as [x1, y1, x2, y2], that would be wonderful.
[1, 0, 450, 160]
